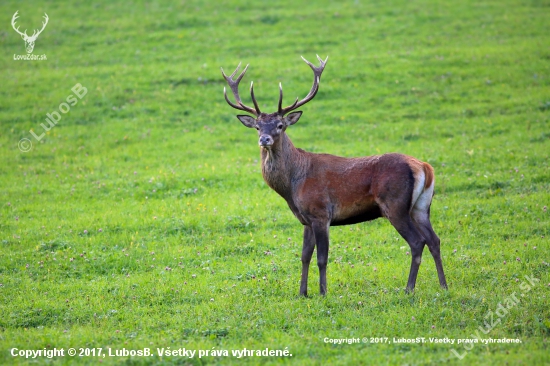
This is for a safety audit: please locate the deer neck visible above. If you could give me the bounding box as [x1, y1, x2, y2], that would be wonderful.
[260, 132, 304, 199]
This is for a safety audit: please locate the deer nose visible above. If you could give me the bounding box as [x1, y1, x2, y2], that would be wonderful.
[259, 135, 273, 147]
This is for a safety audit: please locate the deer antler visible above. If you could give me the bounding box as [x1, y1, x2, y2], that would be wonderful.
[11, 11, 28, 38]
[221, 63, 261, 116]
[30, 13, 49, 40]
[278, 55, 328, 116]
[11, 11, 49, 40]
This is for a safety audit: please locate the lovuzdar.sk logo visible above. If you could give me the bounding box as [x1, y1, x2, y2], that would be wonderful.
[11, 10, 48, 61]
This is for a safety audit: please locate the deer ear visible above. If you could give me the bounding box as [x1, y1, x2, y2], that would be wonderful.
[286, 111, 302, 126]
[236, 115, 257, 128]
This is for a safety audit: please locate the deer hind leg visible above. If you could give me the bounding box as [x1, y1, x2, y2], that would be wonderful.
[387, 213, 426, 292]
[300, 225, 316, 296]
[411, 206, 448, 290]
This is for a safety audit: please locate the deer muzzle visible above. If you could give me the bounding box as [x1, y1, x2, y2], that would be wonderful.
[259, 135, 274, 148]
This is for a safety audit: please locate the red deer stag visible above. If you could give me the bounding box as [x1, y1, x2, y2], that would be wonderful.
[221, 56, 448, 296]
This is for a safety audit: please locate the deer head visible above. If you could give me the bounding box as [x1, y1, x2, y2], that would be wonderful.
[11, 11, 49, 54]
[221, 55, 328, 149]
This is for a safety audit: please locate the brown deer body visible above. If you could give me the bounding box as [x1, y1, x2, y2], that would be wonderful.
[221, 56, 448, 296]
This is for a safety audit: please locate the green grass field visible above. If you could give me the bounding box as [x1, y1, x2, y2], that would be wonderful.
[1, 0, 549, 364]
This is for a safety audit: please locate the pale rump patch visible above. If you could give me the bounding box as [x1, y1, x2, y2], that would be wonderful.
[411, 172, 425, 211]
[407, 159, 435, 214]
[413, 178, 434, 214]
[408, 160, 426, 211]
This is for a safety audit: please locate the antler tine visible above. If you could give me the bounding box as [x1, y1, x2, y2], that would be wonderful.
[11, 11, 19, 24]
[277, 82, 298, 115]
[35, 13, 49, 36]
[11, 11, 28, 37]
[278, 83, 283, 112]
[250, 81, 261, 114]
[230, 62, 242, 79]
[278, 55, 328, 116]
[220, 63, 260, 116]
[221, 62, 242, 80]
[316, 54, 327, 64]
[223, 87, 246, 112]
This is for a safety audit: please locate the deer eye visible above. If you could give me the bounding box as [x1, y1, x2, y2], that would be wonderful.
[255, 126, 259, 130]
[277, 124, 283, 129]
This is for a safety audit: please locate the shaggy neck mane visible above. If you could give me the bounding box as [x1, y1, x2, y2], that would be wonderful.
[260, 132, 307, 199]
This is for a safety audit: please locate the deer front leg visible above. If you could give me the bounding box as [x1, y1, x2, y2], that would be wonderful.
[312, 221, 330, 295]
[300, 225, 315, 296]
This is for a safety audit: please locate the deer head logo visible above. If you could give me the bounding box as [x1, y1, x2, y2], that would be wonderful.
[11, 11, 49, 54]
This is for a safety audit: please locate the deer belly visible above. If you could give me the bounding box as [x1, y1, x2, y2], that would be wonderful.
[331, 198, 381, 226]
